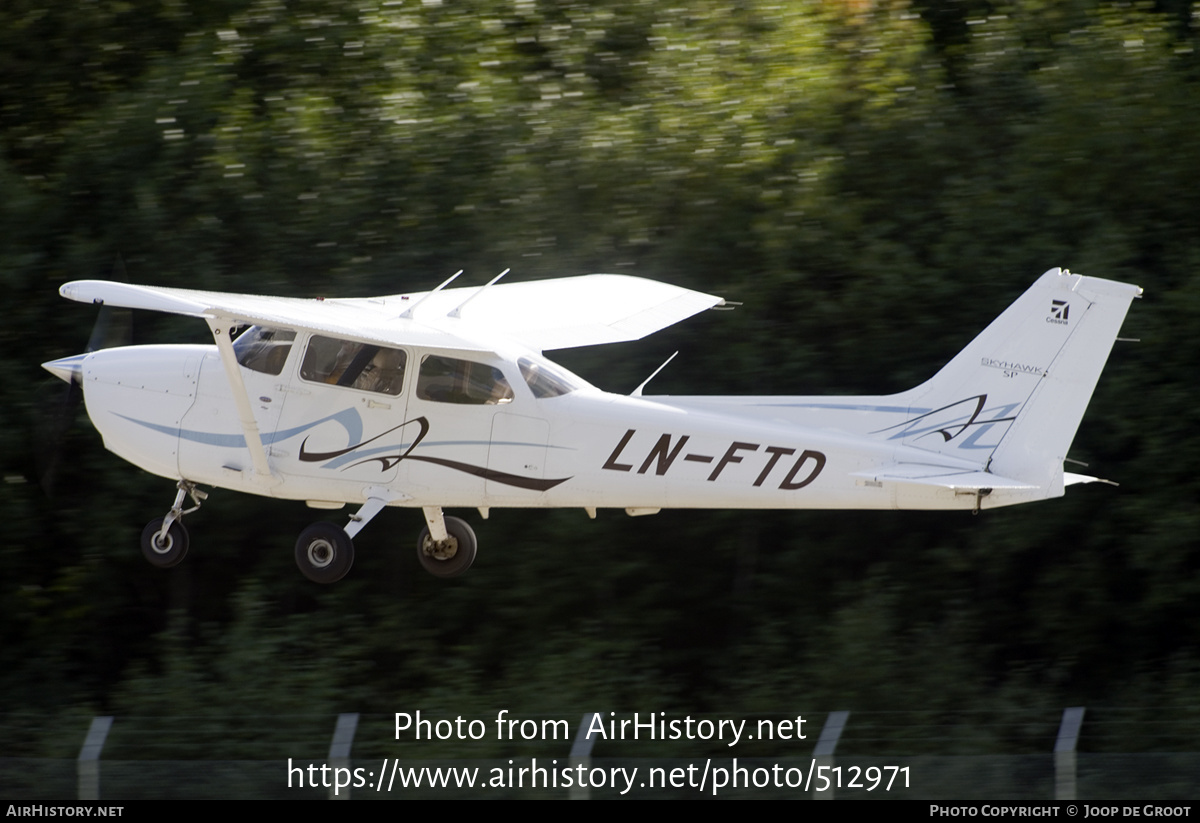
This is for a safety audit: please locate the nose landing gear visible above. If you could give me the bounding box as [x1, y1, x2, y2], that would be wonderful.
[140, 480, 207, 568]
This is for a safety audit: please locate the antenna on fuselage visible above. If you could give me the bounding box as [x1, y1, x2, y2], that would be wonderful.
[398, 270, 463, 320]
[631, 351, 678, 397]
[447, 268, 509, 318]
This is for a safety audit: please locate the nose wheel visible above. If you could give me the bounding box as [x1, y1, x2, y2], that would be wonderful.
[141, 518, 189, 567]
[140, 480, 206, 569]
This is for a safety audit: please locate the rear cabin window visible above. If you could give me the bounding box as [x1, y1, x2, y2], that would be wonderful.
[300, 335, 406, 396]
[416, 355, 513, 405]
[233, 326, 295, 376]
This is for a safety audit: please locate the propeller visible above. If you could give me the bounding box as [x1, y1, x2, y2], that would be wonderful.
[36, 258, 133, 494]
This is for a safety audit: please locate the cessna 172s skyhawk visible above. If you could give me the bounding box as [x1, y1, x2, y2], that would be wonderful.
[43, 268, 1139, 583]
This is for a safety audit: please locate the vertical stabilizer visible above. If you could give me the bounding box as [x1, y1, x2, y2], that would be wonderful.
[893, 269, 1140, 491]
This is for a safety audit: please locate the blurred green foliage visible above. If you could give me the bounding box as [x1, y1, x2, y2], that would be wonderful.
[2, 0, 1198, 760]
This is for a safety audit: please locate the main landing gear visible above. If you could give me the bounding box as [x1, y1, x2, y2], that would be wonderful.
[294, 504, 477, 584]
[416, 510, 477, 579]
[295, 522, 355, 584]
[293, 491, 394, 584]
[138, 483, 478, 584]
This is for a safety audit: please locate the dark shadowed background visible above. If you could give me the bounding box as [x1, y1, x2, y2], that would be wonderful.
[2, 0, 1198, 793]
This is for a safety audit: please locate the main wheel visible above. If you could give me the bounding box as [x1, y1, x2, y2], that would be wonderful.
[141, 518, 189, 568]
[416, 516, 477, 578]
[295, 522, 355, 584]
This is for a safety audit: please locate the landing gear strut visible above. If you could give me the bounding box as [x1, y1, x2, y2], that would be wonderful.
[294, 488, 402, 584]
[141, 480, 206, 568]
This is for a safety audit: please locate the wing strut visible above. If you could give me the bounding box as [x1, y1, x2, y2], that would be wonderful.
[206, 317, 276, 482]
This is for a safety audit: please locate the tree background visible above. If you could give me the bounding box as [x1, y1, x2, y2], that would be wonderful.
[2, 0, 1198, 768]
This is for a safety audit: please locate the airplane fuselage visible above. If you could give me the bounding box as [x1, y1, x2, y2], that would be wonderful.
[78, 340, 1033, 516]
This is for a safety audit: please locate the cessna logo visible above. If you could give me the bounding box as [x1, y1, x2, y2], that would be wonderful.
[1047, 299, 1069, 325]
[602, 429, 826, 490]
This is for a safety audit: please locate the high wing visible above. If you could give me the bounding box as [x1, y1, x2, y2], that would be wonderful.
[58, 274, 726, 352]
[358, 274, 726, 350]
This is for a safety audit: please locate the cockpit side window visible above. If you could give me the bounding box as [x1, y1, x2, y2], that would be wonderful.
[518, 357, 577, 398]
[417, 355, 513, 405]
[233, 326, 296, 376]
[300, 335, 406, 396]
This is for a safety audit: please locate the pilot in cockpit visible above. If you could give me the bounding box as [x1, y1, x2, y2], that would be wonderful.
[352, 347, 405, 395]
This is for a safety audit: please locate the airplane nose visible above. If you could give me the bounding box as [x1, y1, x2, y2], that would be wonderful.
[42, 354, 86, 384]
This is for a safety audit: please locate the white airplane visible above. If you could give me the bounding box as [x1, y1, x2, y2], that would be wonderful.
[43, 267, 1140, 584]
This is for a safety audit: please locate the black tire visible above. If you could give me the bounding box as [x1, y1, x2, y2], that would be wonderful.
[295, 522, 355, 584]
[141, 518, 189, 568]
[416, 515, 477, 578]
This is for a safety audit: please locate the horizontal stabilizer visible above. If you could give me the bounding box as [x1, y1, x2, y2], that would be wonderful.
[1064, 472, 1118, 487]
[852, 464, 1037, 491]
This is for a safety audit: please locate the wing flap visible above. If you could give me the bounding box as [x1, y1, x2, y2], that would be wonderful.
[368, 274, 724, 350]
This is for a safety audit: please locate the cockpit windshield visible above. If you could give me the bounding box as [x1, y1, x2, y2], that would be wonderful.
[518, 357, 578, 398]
[232, 326, 295, 375]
